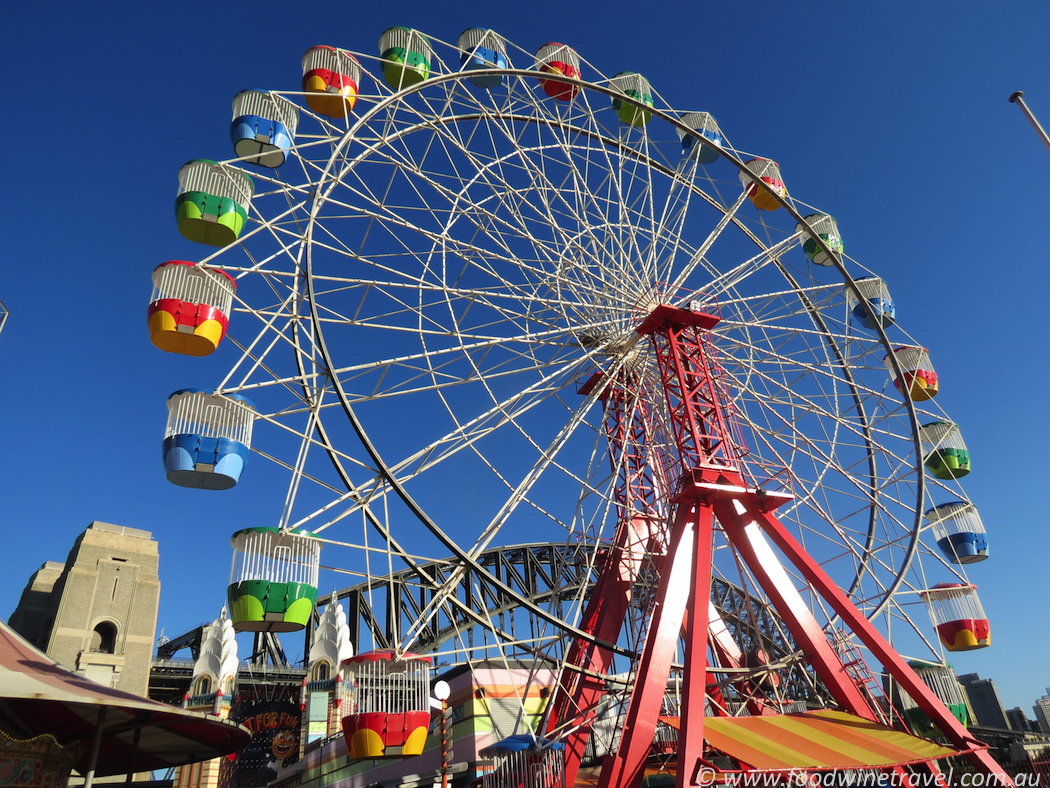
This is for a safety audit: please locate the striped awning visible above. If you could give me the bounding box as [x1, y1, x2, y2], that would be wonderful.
[660, 710, 959, 771]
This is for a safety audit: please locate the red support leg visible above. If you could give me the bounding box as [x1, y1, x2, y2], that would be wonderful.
[550, 514, 660, 785]
[597, 497, 710, 788]
[550, 378, 672, 787]
[740, 502, 1012, 786]
[675, 504, 714, 788]
[712, 493, 877, 721]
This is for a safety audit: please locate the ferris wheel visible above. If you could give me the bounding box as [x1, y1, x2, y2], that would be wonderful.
[151, 26, 1002, 782]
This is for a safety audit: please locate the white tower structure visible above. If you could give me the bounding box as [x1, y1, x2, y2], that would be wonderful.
[305, 598, 354, 744]
[186, 607, 239, 716]
[175, 607, 240, 788]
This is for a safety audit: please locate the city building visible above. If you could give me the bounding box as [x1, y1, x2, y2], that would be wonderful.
[1034, 689, 1050, 735]
[959, 673, 1011, 729]
[8, 521, 161, 697]
[1006, 707, 1036, 733]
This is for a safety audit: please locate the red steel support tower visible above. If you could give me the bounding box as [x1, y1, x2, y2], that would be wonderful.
[550, 304, 1009, 788]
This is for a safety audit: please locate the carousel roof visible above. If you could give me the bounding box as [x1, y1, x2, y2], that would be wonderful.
[0, 619, 250, 777]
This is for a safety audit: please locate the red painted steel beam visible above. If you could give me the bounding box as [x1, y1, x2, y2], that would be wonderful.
[550, 514, 660, 784]
[550, 377, 671, 787]
[675, 504, 715, 788]
[596, 495, 711, 788]
[744, 504, 1013, 786]
[713, 492, 878, 720]
[639, 305, 748, 483]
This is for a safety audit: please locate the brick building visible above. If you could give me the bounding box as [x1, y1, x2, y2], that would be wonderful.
[8, 521, 161, 697]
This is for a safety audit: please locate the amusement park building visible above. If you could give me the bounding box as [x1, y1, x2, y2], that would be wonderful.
[8, 521, 161, 697]
[273, 658, 559, 788]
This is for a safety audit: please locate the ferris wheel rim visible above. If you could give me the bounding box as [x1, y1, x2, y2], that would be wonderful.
[166, 32, 985, 687]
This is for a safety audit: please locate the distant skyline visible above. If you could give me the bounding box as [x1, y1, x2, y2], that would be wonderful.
[2, 0, 1050, 713]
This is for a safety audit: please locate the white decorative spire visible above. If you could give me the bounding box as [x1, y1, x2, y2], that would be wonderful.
[309, 597, 353, 671]
[191, 605, 239, 695]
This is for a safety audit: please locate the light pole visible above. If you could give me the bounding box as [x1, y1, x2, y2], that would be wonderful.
[1010, 91, 1050, 155]
[434, 680, 451, 788]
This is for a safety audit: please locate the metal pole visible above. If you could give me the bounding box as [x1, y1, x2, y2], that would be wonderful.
[1010, 91, 1050, 155]
[440, 698, 448, 788]
[82, 706, 108, 788]
[124, 725, 142, 785]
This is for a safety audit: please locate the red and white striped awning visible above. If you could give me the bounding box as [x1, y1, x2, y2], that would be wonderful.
[661, 710, 961, 771]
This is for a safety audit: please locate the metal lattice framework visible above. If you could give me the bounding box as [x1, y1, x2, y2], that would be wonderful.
[314, 541, 818, 702]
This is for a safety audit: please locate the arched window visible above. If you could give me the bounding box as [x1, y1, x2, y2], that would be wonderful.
[313, 661, 330, 682]
[194, 675, 212, 696]
[90, 622, 117, 654]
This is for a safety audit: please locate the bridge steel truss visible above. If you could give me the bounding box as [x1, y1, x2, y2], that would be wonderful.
[312, 541, 819, 704]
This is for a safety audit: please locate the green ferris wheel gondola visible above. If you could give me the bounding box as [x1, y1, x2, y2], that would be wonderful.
[379, 27, 432, 90]
[797, 212, 843, 267]
[227, 527, 322, 633]
[919, 420, 971, 479]
[610, 71, 654, 127]
[174, 160, 254, 247]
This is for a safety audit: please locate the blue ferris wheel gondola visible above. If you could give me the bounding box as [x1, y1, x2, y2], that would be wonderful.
[924, 501, 988, 564]
[230, 90, 299, 169]
[457, 29, 508, 88]
[848, 275, 895, 330]
[162, 389, 256, 490]
[677, 112, 723, 165]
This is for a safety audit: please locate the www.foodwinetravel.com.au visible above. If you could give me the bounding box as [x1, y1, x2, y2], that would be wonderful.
[692, 769, 1034, 787]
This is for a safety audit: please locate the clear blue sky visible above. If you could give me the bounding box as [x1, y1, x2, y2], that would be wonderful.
[2, 1, 1048, 714]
